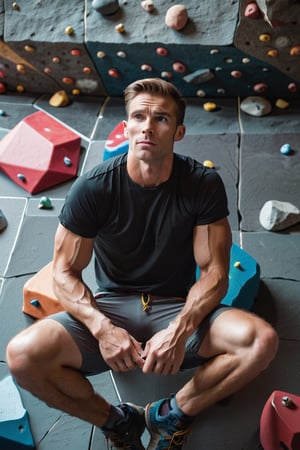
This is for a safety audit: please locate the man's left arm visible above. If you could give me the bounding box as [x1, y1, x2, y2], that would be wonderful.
[142, 217, 232, 374]
[177, 217, 232, 335]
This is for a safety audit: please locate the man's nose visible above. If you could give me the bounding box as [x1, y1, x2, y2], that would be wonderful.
[142, 118, 153, 134]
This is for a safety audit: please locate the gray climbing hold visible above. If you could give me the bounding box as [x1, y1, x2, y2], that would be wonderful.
[183, 69, 214, 85]
[92, 0, 119, 15]
[240, 96, 272, 117]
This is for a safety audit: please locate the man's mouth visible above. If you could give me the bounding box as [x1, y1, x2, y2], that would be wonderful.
[137, 140, 155, 146]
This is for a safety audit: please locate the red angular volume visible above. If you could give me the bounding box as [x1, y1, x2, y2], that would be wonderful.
[0, 111, 81, 194]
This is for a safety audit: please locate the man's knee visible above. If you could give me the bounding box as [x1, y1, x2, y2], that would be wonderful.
[6, 320, 66, 386]
[6, 330, 36, 386]
[213, 309, 279, 373]
[252, 321, 278, 371]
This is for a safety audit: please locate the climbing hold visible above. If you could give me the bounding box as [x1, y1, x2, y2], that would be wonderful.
[275, 36, 290, 48]
[117, 51, 126, 58]
[281, 396, 296, 408]
[52, 56, 60, 64]
[172, 61, 186, 73]
[115, 23, 125, 32]
[12, 2, 20, 10]
[288, 82, 297, 93]
[38, 196, 53, 209]
[244, 2, 260, 18]
[0, 83, 6, 94]
[183, 69, 214, 85]
[62, 77, 75, 85]
[156, 47, 168, 56]
[203, 102, 217, 112]
[290, 46, 300, 56]
[17, 173, 26, 182]
[240, 96, 272, 117]
[97, 51, 106, 58]
[30, 299, 41, 308]
[83, 67, 92, 74]
[231, 70, 242, 78]
[253, 83, 268, 93]
[234, 261, 242, 269]
[267, 49, 278, 57]
[140, 64, 153, 71]
[49, 90, 70, 107]
[0, 109, 6, 116]
[0, 111, 81, 194]
[259, 33, 271, 42]
[280, 143, 292, 155]
[210, 49, 219, 55]
[108, 68, 120, 78]
[0, 209, 8, 232]
[203, 160, 215, 168]
[72, 88, 81, 95]
[141, 0, 154, 12]
[165, 5, 188, 31]
[92, 0, 120, 15]
[44, 67, 52, 74]
[64, 156, 72, 166]
[259, 200, 300, 231]
[275, 98, 289, 109]
[65, 26, 74, 36]
[16, 85, 25, 93]
[71, 49, 81, 57]
[196, 90, 206, 97]
[161, 71, 173, 79]
[24, 45, 35, 52]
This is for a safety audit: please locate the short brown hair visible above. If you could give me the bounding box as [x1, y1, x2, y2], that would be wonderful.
[124, 78, 186, 125]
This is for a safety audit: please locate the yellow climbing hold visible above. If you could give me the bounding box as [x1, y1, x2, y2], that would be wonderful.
[259, 33, 271, 42]
[115, 23, 125, 33]
[49, 90, 70, 107]
[65, 26, 74, 36]
[203, 102, 217, 112]
[203, 160, 215, 169]
[275, 98, 289, 109]
[16, 84, 25, 93]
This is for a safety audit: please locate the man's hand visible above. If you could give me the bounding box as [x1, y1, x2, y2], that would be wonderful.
[98, 325, 144, 372]
[142, 325, 187, 375]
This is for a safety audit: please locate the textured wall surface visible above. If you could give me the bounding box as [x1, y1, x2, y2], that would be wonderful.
[0, 0, 299, 97]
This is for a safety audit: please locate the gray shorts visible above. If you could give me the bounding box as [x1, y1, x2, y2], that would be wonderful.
[50, 292, 230, 375]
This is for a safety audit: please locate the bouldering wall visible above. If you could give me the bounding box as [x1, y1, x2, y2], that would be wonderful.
[0, 0, 299, 98]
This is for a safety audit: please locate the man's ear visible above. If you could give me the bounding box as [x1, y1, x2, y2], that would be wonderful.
[123, 120, 128, 138]
[174, 124, 186, 142]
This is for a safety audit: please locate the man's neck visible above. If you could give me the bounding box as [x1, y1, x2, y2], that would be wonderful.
[127, 154, 174, 187]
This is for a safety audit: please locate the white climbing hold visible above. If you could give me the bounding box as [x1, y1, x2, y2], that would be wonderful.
[259, 200, 300, 231]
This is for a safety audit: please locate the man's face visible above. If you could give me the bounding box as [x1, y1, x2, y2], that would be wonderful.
[123, 93, 185, 163]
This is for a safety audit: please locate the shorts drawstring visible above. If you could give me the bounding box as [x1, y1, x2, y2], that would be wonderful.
[141, 293, 151, 312]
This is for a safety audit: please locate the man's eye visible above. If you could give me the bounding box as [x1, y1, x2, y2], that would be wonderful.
[134, 114, 143, 120]
[157, 116, 167, 122]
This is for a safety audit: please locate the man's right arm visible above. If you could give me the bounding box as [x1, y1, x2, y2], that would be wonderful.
[52, 223, 144, 371]
[52, 223, 110, 337]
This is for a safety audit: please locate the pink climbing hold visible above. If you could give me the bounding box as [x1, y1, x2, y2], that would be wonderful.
[244, 2, 260, 19]
[165, 5, 188, 31]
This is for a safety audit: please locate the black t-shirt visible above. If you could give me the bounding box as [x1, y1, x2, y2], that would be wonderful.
[59, 153, 229, 297]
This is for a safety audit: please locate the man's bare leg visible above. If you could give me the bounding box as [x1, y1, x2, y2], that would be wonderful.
[6, 319, 111, 428]
[176, 309, 278, 415]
